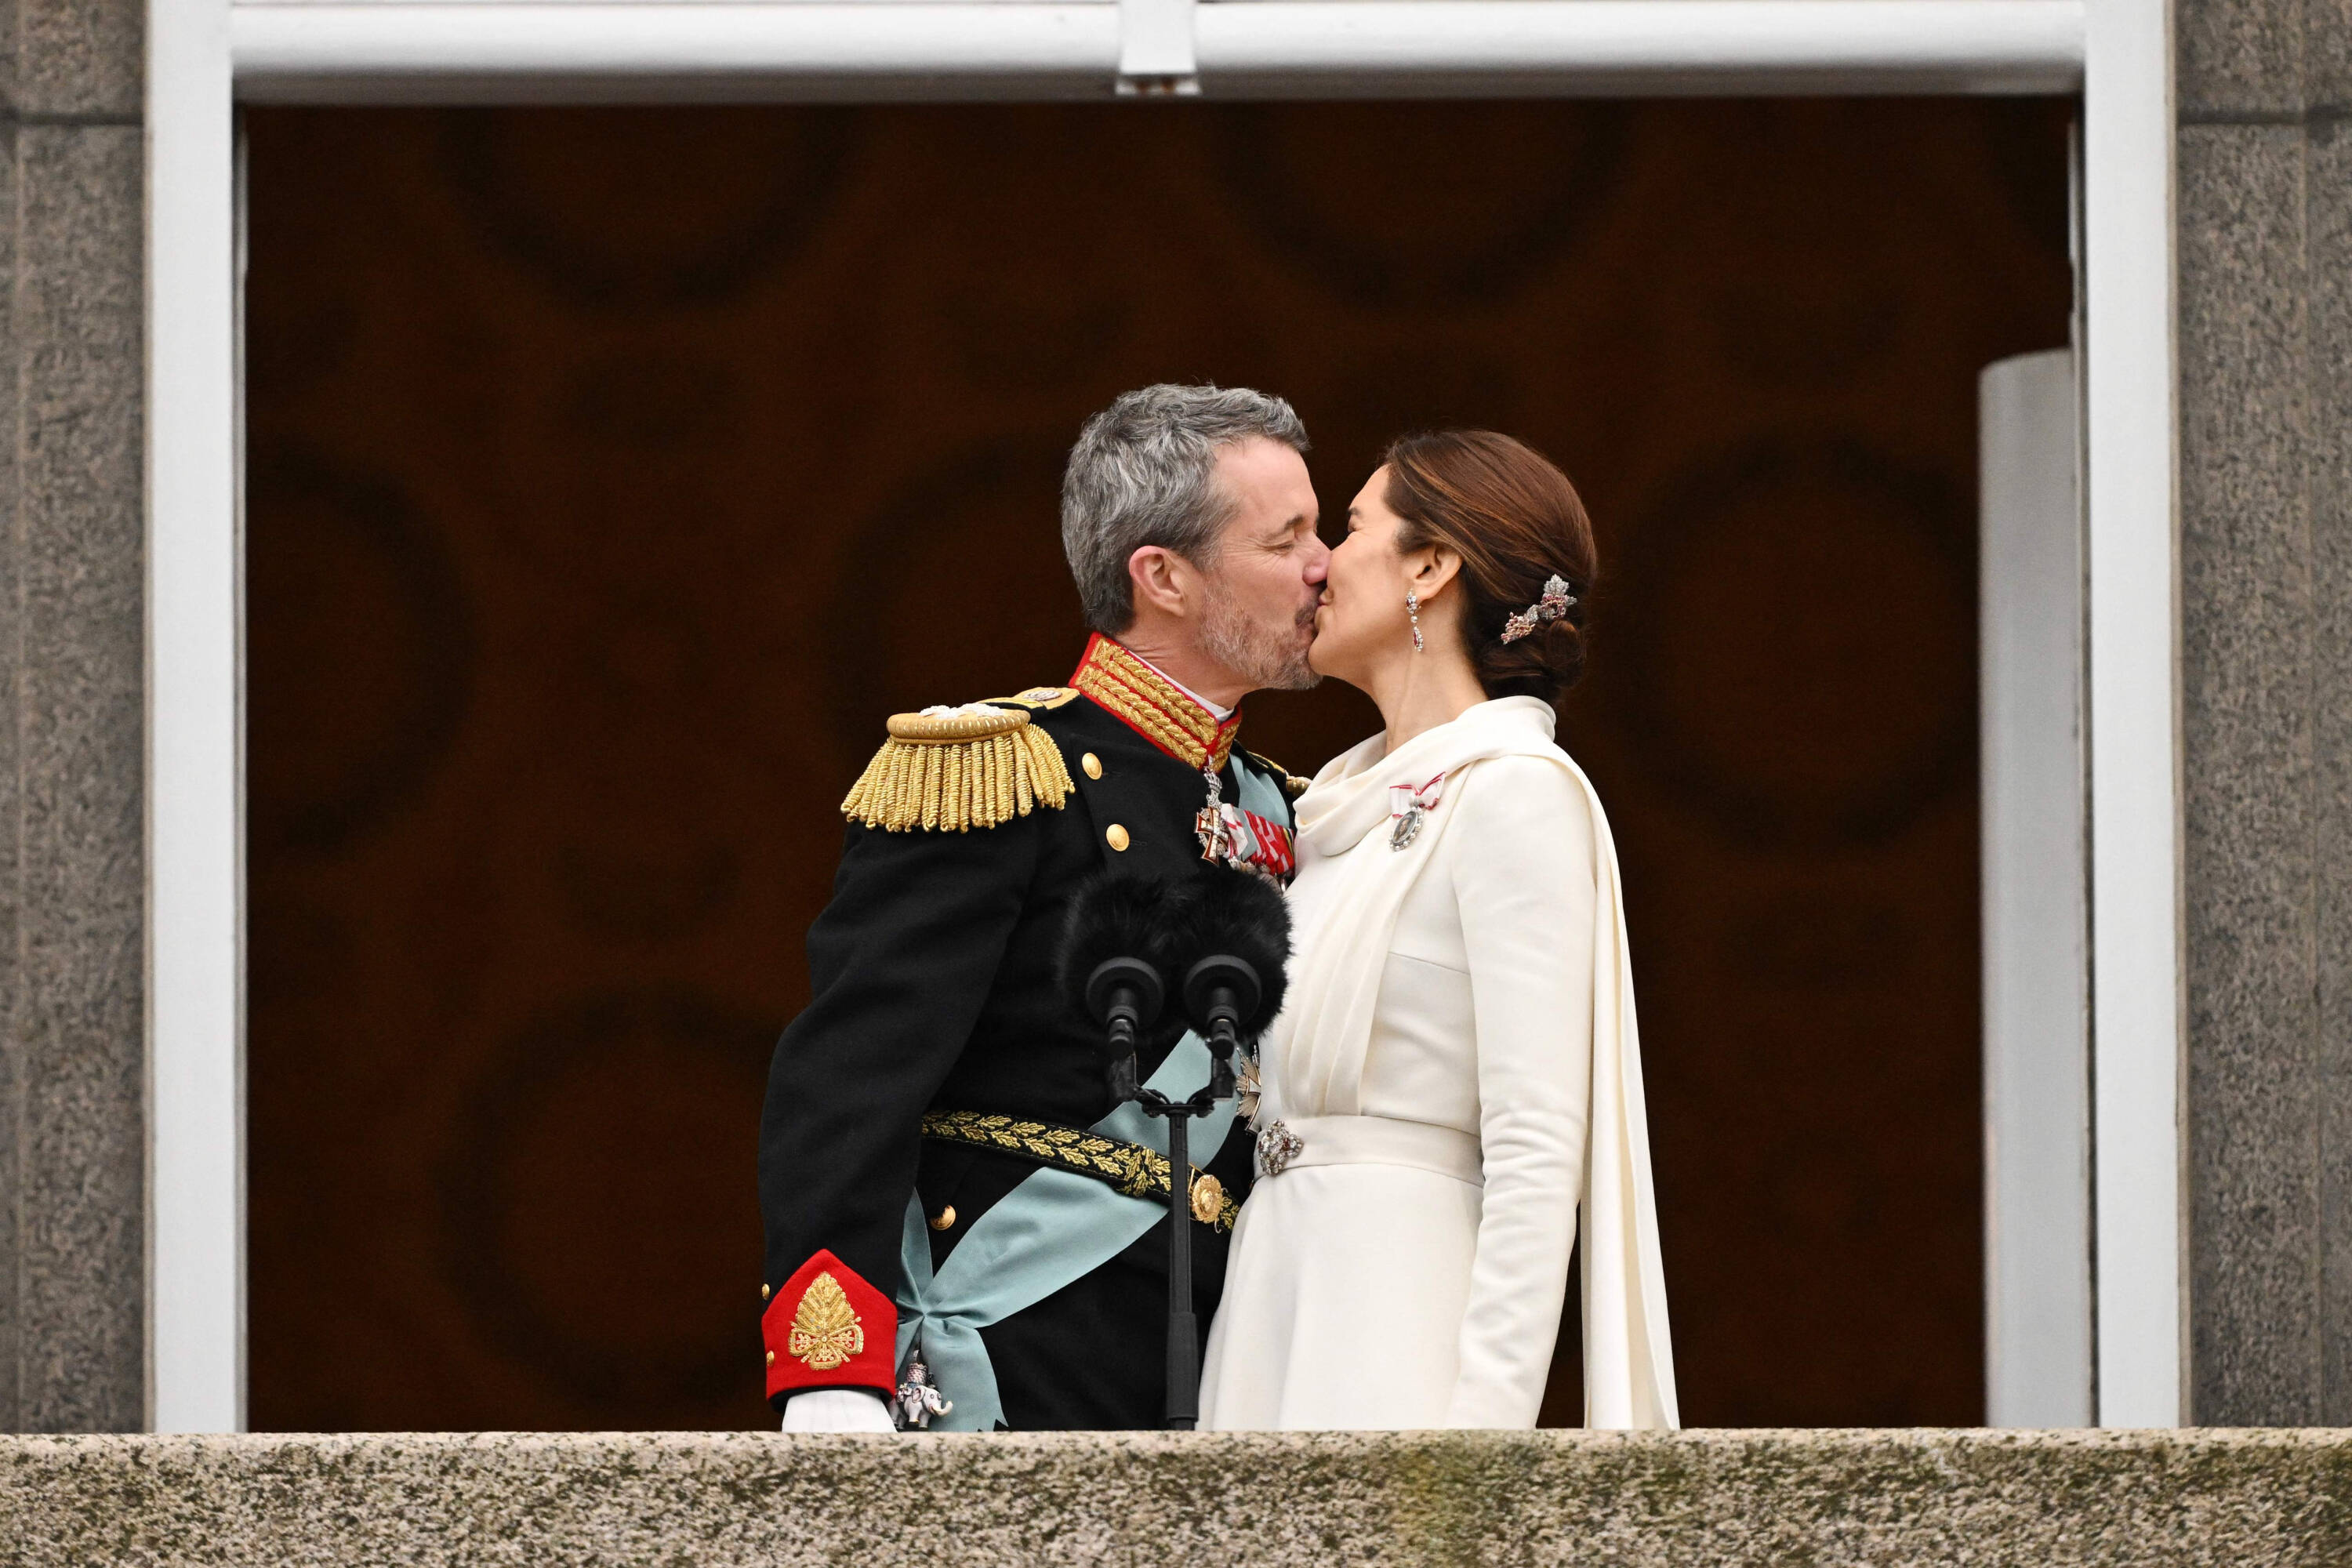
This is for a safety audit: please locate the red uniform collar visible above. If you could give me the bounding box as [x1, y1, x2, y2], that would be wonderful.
[1069, 633, 1242, 773]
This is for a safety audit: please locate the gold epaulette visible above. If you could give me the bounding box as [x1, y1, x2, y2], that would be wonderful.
[840, 705, 1075, 833]
[1246, 750, 1312, 799]
[987, 685, 1080, 710]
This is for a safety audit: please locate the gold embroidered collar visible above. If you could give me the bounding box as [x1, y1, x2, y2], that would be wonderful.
[1069, 633, 1241, 773]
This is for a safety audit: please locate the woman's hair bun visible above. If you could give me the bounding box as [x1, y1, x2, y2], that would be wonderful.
[1381, 430, 1598, 704]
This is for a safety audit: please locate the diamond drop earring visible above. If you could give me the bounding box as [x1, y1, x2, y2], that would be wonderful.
[1406, 590, 1425, 653]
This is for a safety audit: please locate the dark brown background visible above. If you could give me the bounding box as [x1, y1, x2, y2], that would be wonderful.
[245, 98, 2071, 1432]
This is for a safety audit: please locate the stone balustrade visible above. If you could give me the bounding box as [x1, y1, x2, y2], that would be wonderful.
[6, 1428, 2351, 1566]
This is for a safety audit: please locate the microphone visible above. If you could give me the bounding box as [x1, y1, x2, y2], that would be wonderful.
[1058, 875, 1181, 1102]
[1168, 869, 1292, 1094]
[1055, 866, 1290, 1435]
[1087, 957, 1162, 1062]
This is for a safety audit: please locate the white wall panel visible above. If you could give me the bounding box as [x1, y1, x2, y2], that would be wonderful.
[1980, 348, 2093, 1429]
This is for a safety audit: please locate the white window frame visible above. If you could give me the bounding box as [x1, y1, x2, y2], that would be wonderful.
[147, 0, 2180, 1432]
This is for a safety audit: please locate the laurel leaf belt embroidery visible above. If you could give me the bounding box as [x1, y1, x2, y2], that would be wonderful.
[920, 1109, 1238, 1232]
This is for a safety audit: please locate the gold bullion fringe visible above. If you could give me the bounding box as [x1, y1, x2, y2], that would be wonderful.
[840, 722, 1075, 833]
[920, 1109, 1238, 1232]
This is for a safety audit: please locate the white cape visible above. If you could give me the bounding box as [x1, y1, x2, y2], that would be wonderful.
[1259, 696, 1676, 1429]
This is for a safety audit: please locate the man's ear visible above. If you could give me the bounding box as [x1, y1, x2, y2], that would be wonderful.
[1127, 545, 1193, 619]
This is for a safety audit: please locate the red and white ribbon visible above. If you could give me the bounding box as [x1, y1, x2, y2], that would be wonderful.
[1389, 771, 1446, 823]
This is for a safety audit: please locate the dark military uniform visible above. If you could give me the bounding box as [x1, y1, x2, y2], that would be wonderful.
[758, 633, 1303, 1429]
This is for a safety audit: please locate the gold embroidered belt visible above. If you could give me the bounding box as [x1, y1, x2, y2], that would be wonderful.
[920, 1109, 1240, 1232]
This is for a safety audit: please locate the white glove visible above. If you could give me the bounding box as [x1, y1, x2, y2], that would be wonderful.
[779, 1388, 898, 1433]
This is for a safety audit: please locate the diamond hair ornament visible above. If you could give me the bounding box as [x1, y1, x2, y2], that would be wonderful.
[1500, 575, 1578, 644]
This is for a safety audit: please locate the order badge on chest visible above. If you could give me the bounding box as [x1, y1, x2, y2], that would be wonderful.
[1196, 764, 1298, 883]
[1388, 772, 1446, 851]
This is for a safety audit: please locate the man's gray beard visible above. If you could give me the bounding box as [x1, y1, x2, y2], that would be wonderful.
[1200, 590, 1321, 694]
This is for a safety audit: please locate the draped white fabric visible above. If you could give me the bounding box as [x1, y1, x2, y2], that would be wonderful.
[1200, 696, 1677, 1431]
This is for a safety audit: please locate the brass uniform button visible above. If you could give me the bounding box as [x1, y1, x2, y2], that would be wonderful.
[930, 1205, 957, 1232]
[1189, 1174, 1224, 1225]
[760, 1283, 771, 1301]
[1082, 752, 1103, 780]
[765, 1350, 776, 1366]
[1106, 824, 1130, 851]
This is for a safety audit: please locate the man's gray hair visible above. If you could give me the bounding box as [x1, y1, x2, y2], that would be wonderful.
[1062, 383, 1309, 633]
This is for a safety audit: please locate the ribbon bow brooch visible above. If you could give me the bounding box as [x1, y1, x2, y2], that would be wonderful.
[1389, 772, 1446, 851]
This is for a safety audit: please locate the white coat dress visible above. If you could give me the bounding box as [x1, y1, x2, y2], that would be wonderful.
[1197, 696, 1676, 1431]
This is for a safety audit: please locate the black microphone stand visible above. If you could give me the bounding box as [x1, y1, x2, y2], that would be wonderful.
[1127, 1043, 1235, 1431]
[1084, 943, 1262, 1431]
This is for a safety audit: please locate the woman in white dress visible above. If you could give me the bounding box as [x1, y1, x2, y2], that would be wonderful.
[1199, 430, 1676, 1432]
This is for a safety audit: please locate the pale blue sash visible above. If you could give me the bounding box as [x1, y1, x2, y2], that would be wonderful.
[894, 1036, 1236, 1432]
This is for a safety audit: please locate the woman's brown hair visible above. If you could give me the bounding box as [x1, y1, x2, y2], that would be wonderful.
[1383, 430, 1598, 703]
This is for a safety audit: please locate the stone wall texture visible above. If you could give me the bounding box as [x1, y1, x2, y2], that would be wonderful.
[2176, 0, 2352, 1425]
[0, 0, 2336, 1444]
[3, 1429, 2350, 1566]
[0, 0, 147, 1432]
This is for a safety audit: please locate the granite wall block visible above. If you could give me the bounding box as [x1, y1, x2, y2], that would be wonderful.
[0, 0, 146, 1439]
[2309, 121, 2352, 1427]
[0, 0, 146, 1435]
[2178, 120, 2324, 1426]
[10, 120, 144, 1434]
[7, 0, 141, 120]
[2176, 0, 2311, 117]
[2304, 0, 2352, 109]
[2165, 0, 2352, 1426]
[0, 115, 20, 1432]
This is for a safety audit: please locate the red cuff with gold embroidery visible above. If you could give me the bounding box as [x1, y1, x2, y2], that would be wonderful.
[763, 1250, 898, 1400]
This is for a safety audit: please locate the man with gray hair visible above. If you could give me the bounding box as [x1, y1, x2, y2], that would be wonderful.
[757, 384, 1327, 1432]
[1062, 383, 1323, 694]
